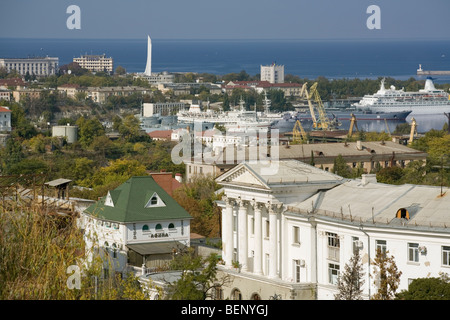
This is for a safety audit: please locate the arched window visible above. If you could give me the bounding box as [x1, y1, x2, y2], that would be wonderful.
[251, 293, 261, 300]
[142, 224, 149, 231]
[151, 196, 158, 205]
[396, 208, 409, 220]
[168, 223, 175, 230]
[231, 288, 242, 300]
[155, 223, 162, 231]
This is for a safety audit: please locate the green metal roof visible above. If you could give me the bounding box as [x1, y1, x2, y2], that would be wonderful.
[84, 176, 192, 223]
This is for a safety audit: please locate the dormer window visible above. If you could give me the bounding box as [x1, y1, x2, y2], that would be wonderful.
[104, 191, 114, 207]
[396, 208, 409, 220]
[144, 192, 165, 208]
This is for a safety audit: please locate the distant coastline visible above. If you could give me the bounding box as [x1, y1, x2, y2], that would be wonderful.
[1, 38, 450, 81]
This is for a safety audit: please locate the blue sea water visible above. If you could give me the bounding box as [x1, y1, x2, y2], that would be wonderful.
[1, 38, 449, 131]
[1, 38, 450, 81]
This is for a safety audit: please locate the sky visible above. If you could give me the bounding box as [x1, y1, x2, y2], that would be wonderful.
[1, 0, 450, 40]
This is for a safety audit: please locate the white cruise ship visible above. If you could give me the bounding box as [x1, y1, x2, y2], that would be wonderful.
[353, 77, 450, 115]
[176, 99, 275, 132]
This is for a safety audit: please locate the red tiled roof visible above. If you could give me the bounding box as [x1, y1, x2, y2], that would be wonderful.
[0, 106, 11, 113]
[149, 171, 182, 196]
[0, 78, 26, 87]
[148, 130, 172, 139]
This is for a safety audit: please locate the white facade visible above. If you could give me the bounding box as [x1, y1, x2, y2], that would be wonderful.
[0, 57, 58, 76]
[260, 63, 284, 84]
[215, 160, 450, 300]
[80, 213, 191, 274]
[73, 54, 113, 73]
[0, 107, 11, 132]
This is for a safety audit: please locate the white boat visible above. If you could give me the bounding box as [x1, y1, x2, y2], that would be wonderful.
[353, 77, 450, 115]
[177, 98, 275, 132]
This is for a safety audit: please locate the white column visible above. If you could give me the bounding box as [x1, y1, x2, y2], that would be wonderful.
[269, 205, 278, 279]
[238, 199, 248, 272]
[253, 201, 263, 275]
[223, 197, 234, 267]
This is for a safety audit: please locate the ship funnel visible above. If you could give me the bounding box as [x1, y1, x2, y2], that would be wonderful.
[423, 77, 436, 92]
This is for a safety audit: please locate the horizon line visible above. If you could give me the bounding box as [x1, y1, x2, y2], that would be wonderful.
[1, 36, 450, 42]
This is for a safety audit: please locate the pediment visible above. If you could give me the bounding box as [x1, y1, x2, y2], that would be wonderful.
[216, 164, 269, 188]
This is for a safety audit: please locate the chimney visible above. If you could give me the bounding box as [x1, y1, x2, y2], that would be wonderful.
[361, 174, 377, 186]
[175, 173, 182, 183]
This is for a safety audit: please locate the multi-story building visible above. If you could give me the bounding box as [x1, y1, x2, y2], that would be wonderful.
[223, 80, 303, 97]
[185, 141, 428, 182]
[86, 86, 150, 104]
[214, 159, 450, 300]
[0, 88, 11, 101]
[0, 106, 11, 132]
[0, 57, 58, 77]
[260, 63, 284, 84]
[80, 176, 192, 277]
[142, 102, 188, 117]
[73, 54, 114, 74]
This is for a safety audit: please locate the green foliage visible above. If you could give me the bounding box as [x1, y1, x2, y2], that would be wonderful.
[173, 176, 222, 238]
[166, 249, 226, 300]
[332, 154, 352, 178]
[335, 250, 365, 300]
[371, 248, 402, 300]
[76, 116, 105, 148]
[0, 208, 150, 300]
[396, 273, 450, 300]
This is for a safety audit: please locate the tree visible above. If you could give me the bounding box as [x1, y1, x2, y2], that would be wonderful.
[76, 117, 105, 148]
[396, 273, 450, 300]
[173, 176, 223, 238]
[332, 154, 352, 178]
[335, 249, 365, 300]
[115, 65, 126, 75]
[371, 248, 402, 300]
[165, 249, 229, 300]
[376, 166, 404, 185]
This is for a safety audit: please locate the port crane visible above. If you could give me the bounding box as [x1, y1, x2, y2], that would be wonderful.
[348, 113, 359, 137]
[292, 119, 308, 143]
[408, 117, 417, 144]
[305, 82, 335, 130]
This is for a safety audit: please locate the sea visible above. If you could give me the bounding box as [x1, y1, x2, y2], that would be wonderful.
[1, 37, 450, 132]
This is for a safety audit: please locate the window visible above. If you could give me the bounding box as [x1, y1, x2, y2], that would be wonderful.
[155, 223, 162, 231]
[265, 220, 270, 239]
[150, 196, 158, 205]
[376, 240, 387, 257]
[442, 246, 450, 266]
[328, 263, 340, 285]
[327, 232, 340, 261]
[142, 224, 149, 232]
[168, 223, 175, 230]
[408, 243, 419, 263]
[293, 226, 300, 244]
[112, 243, 117, 258]
[293, 260, 301, 283]
[352, 236, 360, 254]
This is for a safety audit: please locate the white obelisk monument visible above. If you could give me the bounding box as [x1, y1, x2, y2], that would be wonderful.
[144, 35, 152, 76]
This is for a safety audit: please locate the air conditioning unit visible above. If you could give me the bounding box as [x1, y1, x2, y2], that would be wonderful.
[355, 240, 363, 249]
[419, 246, 427, 255]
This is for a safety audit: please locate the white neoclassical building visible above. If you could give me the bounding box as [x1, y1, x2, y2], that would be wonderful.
[215, 159, 450, 300]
